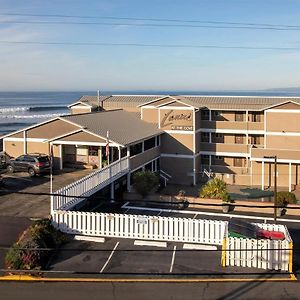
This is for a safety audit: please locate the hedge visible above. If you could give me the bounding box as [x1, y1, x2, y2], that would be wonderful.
[5, 219, 67, 273]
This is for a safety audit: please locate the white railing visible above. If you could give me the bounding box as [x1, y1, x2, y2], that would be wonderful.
[51, 157, 129, 211]
[223, 223, 292, 271]
[52, 211, 227, 245]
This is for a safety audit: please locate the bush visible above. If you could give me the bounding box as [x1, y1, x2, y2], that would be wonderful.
[276, 191, 297, 207]
[5, 218, 67, 273]
[133, 170, 159, 199]
[200, 178, 233, 202]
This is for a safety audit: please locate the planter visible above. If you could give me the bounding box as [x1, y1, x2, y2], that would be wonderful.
[222, 204, 230, 213]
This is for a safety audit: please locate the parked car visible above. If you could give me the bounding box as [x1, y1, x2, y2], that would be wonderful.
[7, 153, 51, 177]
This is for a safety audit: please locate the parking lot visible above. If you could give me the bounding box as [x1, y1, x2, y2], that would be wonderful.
[0, 169, 93, 217]
[48, 238, 291, 280]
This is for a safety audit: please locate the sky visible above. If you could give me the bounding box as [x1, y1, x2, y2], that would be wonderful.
[0, 0, 300, 91]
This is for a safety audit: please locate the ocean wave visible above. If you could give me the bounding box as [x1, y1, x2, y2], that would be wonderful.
[0, 105, 67, 113]
[0, 113, 63, 119]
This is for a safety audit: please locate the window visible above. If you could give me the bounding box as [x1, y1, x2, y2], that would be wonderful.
[201, 155, 209, 165]
[234, 157, 245, 167]
[235, 135, 244, 144]
[201, 132, 209, 143]
[121, 147, 127, 158]
[251, 112, 261, 122]
[215, 156, 223, 160]
[235, 112, 244, 122]
[144, 137, 156, 151]
[130, 142, 143, 157]
[88, 146, 98, 156]
[201, 109, 209, 120]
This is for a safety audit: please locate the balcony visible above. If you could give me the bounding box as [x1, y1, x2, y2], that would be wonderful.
[200, 142, 250, 154]
[251, 147, 300, 161]
[200, 121, 264, 131]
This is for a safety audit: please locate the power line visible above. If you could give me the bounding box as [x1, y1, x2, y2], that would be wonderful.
[1, 12, 300, 29]
[0, 190, 298, 210]
[0, 40, 300, 51]
[1, 20, 300, 31]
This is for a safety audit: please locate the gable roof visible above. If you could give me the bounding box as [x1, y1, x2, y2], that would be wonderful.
[61, 110, 162, 146]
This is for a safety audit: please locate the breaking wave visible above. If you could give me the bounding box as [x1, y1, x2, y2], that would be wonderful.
[0, 113, 63, 119]
[0, 105, 67, 113]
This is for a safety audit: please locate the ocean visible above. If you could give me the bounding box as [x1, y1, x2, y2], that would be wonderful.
[0, 90, 299, 137]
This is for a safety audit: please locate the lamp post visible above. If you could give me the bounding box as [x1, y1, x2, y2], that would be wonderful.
[264, 155, 277, 222]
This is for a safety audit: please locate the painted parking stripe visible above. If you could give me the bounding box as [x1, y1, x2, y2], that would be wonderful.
[100, 242, 119, 273]
[169, 246, 176, 273]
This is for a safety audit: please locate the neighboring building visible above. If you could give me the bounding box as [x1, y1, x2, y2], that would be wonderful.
[2, 94, 300, 190]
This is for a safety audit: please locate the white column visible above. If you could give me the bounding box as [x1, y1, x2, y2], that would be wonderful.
[209, 132, 212, 143]
[261, 161, 264, 190]
[250, 160, 253, 186]
[209, 110, 212, 121]
[193, 157, 196, 186]
[99, 146, 102, 169]
[289, 162, 292, 192]
[118, 146, 121, 160]
[127, 146, 130, 157]
[59, 145, 63, 170]
[246, 110, 249, 122]
[23, 130, 27, 154]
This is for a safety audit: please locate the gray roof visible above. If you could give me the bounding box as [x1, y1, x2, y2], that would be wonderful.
[62, 110, 162, 146]
[72, 94, 300, 111]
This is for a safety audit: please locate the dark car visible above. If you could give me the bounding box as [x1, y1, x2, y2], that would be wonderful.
[7, 153, 51, 177]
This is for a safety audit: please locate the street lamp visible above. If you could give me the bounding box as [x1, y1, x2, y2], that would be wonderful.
[264, 155, 277, 222]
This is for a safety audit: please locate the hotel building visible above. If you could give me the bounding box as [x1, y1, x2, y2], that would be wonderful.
[2, 94, 300, 191]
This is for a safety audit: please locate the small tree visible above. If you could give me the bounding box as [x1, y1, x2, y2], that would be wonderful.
[133, 170, 159, 199]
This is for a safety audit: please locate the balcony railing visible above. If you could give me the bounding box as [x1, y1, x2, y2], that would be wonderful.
[51, 157, 130, 212]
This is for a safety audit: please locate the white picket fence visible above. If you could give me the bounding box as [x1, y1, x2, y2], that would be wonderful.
[223, 223, 292, 271]
[52, 210, 227, 245]
[51, 157, 129, 211]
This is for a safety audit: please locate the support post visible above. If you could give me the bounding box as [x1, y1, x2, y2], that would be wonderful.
[289, 162, 292, 192]
[261, 161, 264, 190]
[274, 156, 277, 223]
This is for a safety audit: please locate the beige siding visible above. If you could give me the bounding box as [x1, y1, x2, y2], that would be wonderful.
[4, 140, 24, 158]
[200, 121, 264, 131]
[161, 133, 194, 155]
[266, 112, 300, 132]
[59, 131, 106, 143]
[27, 119, 79, 139]
[129, 147, 160, 171]
[159, 109, 193, 131]
[70, 107, 91, 114]
[272, 102, 300, 110]
[142, 108, 159, 124]
[161, 157, 193, 185]
[266, 135, 300, 149]
[27, 142, 49, 155]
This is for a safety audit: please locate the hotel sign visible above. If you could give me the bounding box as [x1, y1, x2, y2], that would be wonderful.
[160, 109, 193, 131]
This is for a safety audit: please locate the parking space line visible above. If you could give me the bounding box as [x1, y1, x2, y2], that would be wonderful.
[169, 246, 176, 273]
[99, 242, 119, 273]
[157, 210, 162, 216]
[193, 214, 198, 219]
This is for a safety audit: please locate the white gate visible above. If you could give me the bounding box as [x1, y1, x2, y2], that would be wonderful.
[222, 223, 292, 271]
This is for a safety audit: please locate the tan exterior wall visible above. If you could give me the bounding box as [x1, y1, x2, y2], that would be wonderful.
[59, 131, 106, 143]
[141, 108, 159, 124]
[129, 147, 160, 171]
[70, 107, 91, 114]
[159, 108, 193, 131]
[6, 132, 23, 138]
[251, 160, 299, 188]
[4, 140, 24, 158]
[212, 111, 235, 122]
[161, 133, 194, 155]
[266, 112, 300, 132]
[52, 144, 61, 169]
[200, 142, 249, 154]
[272, 102, 300, 110]
[160, 157, 193, 185]
[200, 121, 264, 131]
[266, 135, 300, 149]
[27, 142, 49, 155]
[251, 147, 300, 161]
[27, 119, 79, 139]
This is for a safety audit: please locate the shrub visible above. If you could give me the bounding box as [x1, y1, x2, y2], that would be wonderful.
[200, 178, 232, 202]
[276, 191, 297, 207]
[133, 170, 159, 199]
[5, 218, 67, 273]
